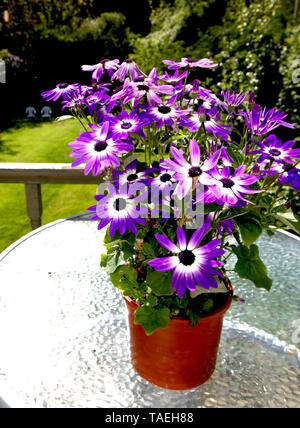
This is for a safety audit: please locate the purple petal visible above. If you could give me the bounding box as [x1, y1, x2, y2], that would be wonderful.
[148, 256, 179, 271]
[187, 222, 211, 250]
[189, 139, 201, 166]
[154, 233, 180, 253]
[176, 226, 187, 250]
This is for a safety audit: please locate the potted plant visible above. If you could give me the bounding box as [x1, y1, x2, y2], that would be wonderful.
[42, 57, 300, 390]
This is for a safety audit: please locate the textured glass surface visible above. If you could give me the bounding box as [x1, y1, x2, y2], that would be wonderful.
[0, 213, 299, 408]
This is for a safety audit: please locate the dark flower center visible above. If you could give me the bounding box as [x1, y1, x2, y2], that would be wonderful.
[221, 178, 235, 188]
[94, 141, 108, 152]
[269, 148, 281, 157]
[127, 173, 138, 182]
[137, 84, 149, 92]
[124, 59, 133, 63]
[158, 106, 172, 114]
[121, 121, 133, 130]
[188, 167, 202, 178]
[187, 59, 196, 63]
[113, 198, 127, 211]
[179, 250, 195, 266]
[160, 173, 172, 182]
[58, 83, 69, 89]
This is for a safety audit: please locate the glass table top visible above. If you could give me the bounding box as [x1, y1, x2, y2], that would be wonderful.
[0, 213, 299, 408]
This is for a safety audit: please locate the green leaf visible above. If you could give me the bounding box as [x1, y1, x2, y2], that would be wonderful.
[104, 251, 126, 274]
[235, 215, 263, 246]
[275, 211, 300, 235]
[146, 270, 174, 296]
[232, 244, 272, 290]
[110, 265, 138, 290]
[100, 253, 108, 268]
[134, 306, 170, 335]
[143, 242, 156, 258]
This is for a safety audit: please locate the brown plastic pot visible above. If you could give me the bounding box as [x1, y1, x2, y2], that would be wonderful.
[123, 288, 232, 390]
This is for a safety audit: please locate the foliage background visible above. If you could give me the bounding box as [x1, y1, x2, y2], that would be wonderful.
[0, 0, 299, 138]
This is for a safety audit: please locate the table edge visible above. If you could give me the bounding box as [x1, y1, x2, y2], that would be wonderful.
[1, 214, 299, 265]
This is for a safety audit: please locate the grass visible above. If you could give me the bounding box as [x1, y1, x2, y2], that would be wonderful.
[0, 119, 98, 253]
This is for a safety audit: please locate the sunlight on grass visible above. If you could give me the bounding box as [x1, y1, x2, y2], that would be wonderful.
[0, 119, 97, 253]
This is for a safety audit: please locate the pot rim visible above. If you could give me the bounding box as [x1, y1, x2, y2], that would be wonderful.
[123, 281, 233, 324]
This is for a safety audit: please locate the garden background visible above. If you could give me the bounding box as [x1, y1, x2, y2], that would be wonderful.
[0, 0, 299, 252]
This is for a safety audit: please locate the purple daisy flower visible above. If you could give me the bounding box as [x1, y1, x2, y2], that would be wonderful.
[81, 59, 120, 82]
[179, 106, 231, 138]
[68, 121, 133, 176]
[148, 226, 225, 297]
[220, 90, 246, 109]
[88, 184, 148, 237]
[159, 69, 188, 84]
[112, 59, 142, 81]
[112, 159, 157, 188]
[160, 139, 221, 200]
[151, 166, 177, 193]
[278, 167, 300, 192]
[250, 134, 300, 164]
[121, 75, 174, 107]
[141, 101, 190, 129]
[41, 83, 79, 102]
[210, 166, 262, 205]
[162, 57, 218, 70]
[108, 109, 148, 139]
[239, 104, 294, 136]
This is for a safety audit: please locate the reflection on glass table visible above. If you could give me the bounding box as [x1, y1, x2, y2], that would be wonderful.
[0, 213, 299, 408]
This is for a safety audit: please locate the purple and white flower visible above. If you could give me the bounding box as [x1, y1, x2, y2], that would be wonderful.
[179, 106, 231, 138]
[112, 159, 157, 188]
[88, 184, 148, 237]
[210, 165, 262, 205]
[41, 83, 79, 102]
[68, 121, 133, 176]
[112, 59, 142, 81]
[163, 58, 218, 70]
[239, 105, 294, 136]
[250, 134, 300, 164]
[141, 101, 190, 129]
[82, 59, 120, 82]
[108, 109, 148, 139]
[160, 139, 221, 200]
[148, 226, 225, 297]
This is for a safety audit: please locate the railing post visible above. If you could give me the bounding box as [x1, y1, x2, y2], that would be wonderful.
[25, 183, 42, 230]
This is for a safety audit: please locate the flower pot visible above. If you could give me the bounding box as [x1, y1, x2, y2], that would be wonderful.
[123, 289, 232, 390]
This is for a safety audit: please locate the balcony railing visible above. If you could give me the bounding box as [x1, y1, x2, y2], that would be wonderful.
[0, 163, 102, 230]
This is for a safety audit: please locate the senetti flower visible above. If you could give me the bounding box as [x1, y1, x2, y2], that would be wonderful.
[151, 167, 177, 193]
[141, 102, 190, 129]
[220, 90, 247, 110]
[122, 74, 174, 107]
[161, 139, 220, 200]
[81, 59, 120, 82]
[239, 104, 294, 136]
[179, 106, 231, 138]
[163, 58, 218, 70]
[88, 184, 148, 237]
[250, 134, 300, 164]
[108, 109, 148, 139]
[279, 168, 300, 192]
[112, 159, 157, 188]
[159, 69, 188, 84]
[41, 83, 79, 102]
[68, 121, 133, 176]
[112, 59, 142, 81]
[148, 226, 225, 298]
[211, 165, 262, 205]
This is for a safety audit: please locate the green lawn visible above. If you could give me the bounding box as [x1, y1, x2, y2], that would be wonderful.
[0, 119, 98, 253]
